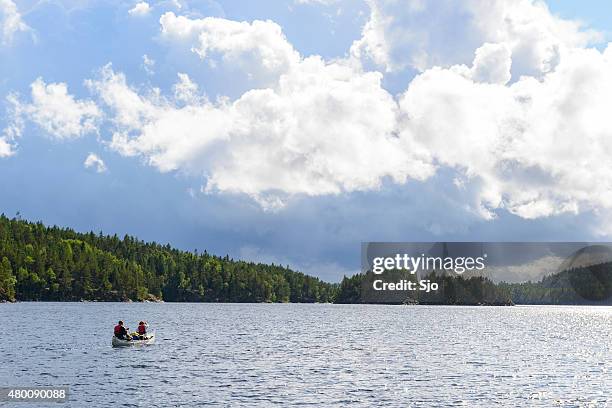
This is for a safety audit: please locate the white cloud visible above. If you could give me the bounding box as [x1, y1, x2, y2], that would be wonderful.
[470, 43, 512, 85]
[0, 93, 23, 157]
[398, 44, 612, 220]
[142, 54, 155, 75]
[0, 0, 29, 45]
[0, 136, 13, 157]
[128, 2, 151, 17]
[80, 8, 612, 224]
[84, 153, 107, 173]
[87, 60, 433, 209]
[9, 78, 101, 140]
[160, 12, 300, 84]
[13, 3, 612, 231]
[173, 72, 201, 103]
[351, 0, 600, 77]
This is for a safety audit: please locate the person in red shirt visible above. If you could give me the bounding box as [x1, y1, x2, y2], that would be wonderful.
[113, 320, 130, 340]
[137, 321, 148, 339]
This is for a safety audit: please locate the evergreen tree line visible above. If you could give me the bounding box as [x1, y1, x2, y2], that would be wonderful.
[2, 215, 608, 304]
[335, 270, 514, 305]
[334, 265, 611, 305]
[0, 215, 336, 303]
[498, 263, 612, 305]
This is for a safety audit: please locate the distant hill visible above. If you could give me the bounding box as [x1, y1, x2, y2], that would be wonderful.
[557, 245, 612, 273]
[499, 260, 612, 305]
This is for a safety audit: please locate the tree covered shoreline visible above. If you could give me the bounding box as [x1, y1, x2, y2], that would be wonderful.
[1, 215, 610, 305]
[0, 215, 336, 303]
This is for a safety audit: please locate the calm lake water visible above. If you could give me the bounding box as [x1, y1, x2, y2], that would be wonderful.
[0, 303, 610, 407]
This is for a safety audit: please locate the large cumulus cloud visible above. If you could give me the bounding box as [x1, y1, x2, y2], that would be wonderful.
[400, 44, 612, 220]
[5, 0, 612, 232]
[351, 0, 599, 77]
[87, 56, 433, 209]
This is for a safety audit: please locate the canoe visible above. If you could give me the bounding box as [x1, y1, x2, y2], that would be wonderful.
[112, 333, 155, 347]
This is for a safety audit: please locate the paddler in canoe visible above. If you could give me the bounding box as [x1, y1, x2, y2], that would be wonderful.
[113, 320, 131, 340]
[133, 321, 149, 340]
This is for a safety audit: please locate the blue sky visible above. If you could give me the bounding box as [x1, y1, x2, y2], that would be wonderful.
[1, 0, 612, 281]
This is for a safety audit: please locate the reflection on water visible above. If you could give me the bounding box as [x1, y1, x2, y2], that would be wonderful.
[0, 303, 610, 407]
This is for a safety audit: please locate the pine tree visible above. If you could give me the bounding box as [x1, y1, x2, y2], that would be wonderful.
[0, 256, 16, 301]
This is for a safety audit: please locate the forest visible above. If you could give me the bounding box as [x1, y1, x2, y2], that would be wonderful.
[1, 215, 610, 305]
[0, 215, 336, 303]
[499, 262, 612, 305]
[334, 270, 514, 305]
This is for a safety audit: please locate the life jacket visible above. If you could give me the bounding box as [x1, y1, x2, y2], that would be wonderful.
[114, 325, 123, 336]
[137, 324, 146, 335]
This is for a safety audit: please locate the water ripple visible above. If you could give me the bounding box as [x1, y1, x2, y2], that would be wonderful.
[0, 303, 610, 407]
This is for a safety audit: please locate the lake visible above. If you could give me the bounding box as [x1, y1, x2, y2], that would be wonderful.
[0, 303, 610, 407]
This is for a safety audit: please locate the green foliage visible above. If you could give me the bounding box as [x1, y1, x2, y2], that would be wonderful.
[499, 262, 612, 305]
[0, 215, 337, 303]
[418, 272, 512, 305]
[335, 273, 365, 304]
[0, 256, 17, 301]
[8, 214, 606, 305]
[335, 270, 513, 305]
